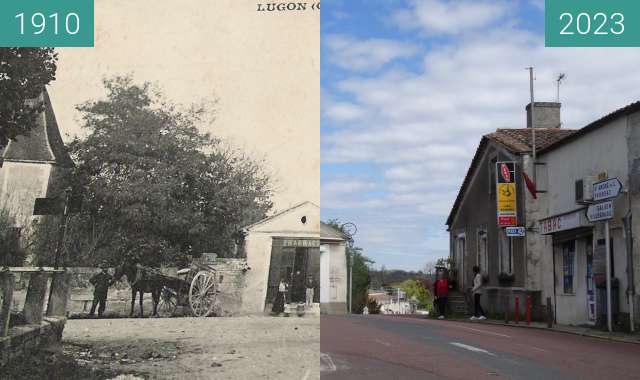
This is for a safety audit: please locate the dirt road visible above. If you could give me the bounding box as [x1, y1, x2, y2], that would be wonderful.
[55, 316, 319, 380]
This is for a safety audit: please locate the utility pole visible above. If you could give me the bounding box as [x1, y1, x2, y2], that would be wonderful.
[527, 67, 537, 182]
[53, 188, 72, 269]
[605, 220, 612, 332]
[348, 254, 353, 314]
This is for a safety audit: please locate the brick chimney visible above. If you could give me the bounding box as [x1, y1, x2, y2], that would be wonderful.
[526, 102, 561, 129]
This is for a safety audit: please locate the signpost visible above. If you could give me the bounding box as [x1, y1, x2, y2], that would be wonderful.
[593, 178, 622, 202]
[586, 177, 622, 333]
[505, 226, 525, 237]
[586, 201, 614, 222]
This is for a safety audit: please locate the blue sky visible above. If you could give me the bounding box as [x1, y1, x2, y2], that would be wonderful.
[321, 0, 640, 271]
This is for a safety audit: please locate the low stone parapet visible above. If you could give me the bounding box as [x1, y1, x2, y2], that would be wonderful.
[0, 316, 66, 367]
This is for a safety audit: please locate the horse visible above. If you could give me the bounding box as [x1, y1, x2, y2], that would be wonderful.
[114, 261, 166, 317]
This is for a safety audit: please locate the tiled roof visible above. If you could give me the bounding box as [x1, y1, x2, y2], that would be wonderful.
[486, 128, 576, 153]
[539, 100, 640, 154]
[445, 128, 576, 227]
[1, 90, 74, 167]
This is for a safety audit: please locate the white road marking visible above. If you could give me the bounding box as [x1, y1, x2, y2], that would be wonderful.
[527, 345, 548, 353]
[374, 338, 392, 347]
[451, 325, 512, 338]
[301, 369, 311, 380]
[320, 352, 337, 372]
[450, 342, 496, 356]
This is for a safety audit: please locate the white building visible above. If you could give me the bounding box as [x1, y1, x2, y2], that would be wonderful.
[533, 102, 640, 327]
[320, 223, 348, 314]
[241, 201, 320, 314]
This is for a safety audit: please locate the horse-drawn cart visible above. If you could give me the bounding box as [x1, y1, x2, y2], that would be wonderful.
[154, 262, 218, 317]
[156, 254, 248, 317]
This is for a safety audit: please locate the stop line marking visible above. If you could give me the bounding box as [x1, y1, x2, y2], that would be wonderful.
[450, 342, 496, 356]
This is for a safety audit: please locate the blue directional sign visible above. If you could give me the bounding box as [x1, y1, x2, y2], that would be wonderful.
[505, 226, 526, 237]
[593, 178, 622, 202]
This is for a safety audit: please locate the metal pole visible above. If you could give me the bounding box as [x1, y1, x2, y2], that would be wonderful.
[397, 287, 400, 314]
[623, 212, 635, 332]
[605, 220, 612, 332]
[528, 67, 537, 183]
[348, 254, 353, 314]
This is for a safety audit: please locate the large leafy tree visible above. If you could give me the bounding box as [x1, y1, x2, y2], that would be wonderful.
[35, 77, 272, 266]
[0, 48, 58, 148]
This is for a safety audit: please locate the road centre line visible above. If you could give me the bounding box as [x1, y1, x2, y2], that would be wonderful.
[449, 324, 512, 338]
[450, 342, 496, 356]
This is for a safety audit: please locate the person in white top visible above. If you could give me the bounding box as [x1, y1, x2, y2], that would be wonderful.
[470, 266, 486, 321]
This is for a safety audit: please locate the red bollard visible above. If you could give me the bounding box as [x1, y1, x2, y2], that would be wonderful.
[515, 297, 520, 324]
[526, 295, 532, 325]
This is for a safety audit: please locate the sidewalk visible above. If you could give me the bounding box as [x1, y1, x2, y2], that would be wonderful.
[446, 316, 640, 345]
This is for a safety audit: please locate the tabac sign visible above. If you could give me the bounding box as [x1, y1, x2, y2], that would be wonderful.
[496, 161, 517, 227]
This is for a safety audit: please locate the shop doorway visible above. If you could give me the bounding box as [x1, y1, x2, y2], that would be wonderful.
[265, 238, 320, 311]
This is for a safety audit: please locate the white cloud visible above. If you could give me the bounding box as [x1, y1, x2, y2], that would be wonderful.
[392, 0, 512, 35]
[324, 34, 420, 71]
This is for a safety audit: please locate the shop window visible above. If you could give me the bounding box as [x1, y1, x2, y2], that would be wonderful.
[562, 241, 575, 294]
[499, 229, 513, 274]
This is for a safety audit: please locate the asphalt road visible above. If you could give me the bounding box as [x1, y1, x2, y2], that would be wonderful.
[321, 315, 640, 380]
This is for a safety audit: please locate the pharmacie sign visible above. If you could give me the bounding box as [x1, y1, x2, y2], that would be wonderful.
[496, 161, 517, 227]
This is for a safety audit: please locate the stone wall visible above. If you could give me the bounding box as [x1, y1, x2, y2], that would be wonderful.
[11, 260, 250, 317]
[0, 317, 65, 367]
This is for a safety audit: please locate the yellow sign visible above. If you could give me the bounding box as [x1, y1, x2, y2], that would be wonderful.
[497, 183, 517, 213]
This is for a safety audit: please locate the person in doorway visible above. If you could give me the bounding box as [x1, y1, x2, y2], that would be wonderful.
[470, 265, 486, 321]
[272, 278, 288, 315]
[305, 275, 315, 306]
[433, 269, 449, 319]
[89, 261, 115, 318]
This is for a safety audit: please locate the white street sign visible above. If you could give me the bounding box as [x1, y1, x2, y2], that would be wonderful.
[593, 178, 623, 202]
[505, 226, 525, 237]
[587, 201, 614, 222]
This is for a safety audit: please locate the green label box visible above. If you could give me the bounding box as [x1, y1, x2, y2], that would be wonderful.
[546, 0, 640, 47]
[0, 0, 94, 47]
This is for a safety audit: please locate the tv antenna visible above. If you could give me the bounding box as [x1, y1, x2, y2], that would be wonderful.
[556, 73, 566, 102]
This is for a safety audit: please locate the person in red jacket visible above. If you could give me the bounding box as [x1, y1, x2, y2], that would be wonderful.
[433, 269, 449, 319]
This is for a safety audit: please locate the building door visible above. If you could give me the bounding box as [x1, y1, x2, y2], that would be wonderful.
[455, 235, 465, 289]
[585, 236, 596, 322]
[265, 238, 320, 311]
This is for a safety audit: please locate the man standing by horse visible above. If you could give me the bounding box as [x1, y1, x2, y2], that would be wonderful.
[89, 261, 115, 317]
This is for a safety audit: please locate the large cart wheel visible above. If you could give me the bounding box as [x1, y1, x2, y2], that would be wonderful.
[157, 286, 178, 317]
[189, 271, 217, 317]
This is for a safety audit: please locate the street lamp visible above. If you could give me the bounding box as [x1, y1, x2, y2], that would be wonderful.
[341, 222, 357, 314]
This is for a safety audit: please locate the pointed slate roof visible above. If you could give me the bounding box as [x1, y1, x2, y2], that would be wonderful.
[1, 90, 74, 167]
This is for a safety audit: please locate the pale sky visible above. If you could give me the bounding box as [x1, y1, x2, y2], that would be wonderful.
[48, 0, 319, 212]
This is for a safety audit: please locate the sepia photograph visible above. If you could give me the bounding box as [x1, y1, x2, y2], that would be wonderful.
[0, 1, 319, 379]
